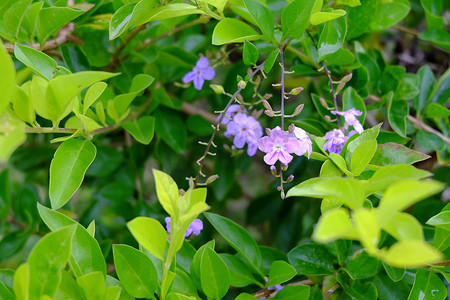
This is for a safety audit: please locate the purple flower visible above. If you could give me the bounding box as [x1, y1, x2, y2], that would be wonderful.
[225, 112, 263, 156]
[218, 104, 240, 125]
[267, 284, 284, 291]
[183, 57, 215, 90]
[323, 129, 348, 154]
[165, 217, 203, 238]
[258, 127, 300, 165]
[292, 126, 312, 158]
[332, 108, 364, 133]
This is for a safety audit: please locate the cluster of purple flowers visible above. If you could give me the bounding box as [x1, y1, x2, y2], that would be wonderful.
[165, 217, 203, 238]
[258, 126, 312, 166]
[221, 105, 263, 157]
[323, 108, 364, 154]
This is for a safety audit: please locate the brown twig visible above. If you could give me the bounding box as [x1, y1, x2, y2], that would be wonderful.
[408, 115, 450, 144]
[181, 102, 218, 125]
[252, 279, 314, 298]
[4, 30, 81, 54]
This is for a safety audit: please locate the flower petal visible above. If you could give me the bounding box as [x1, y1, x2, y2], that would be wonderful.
[258, 136, 274, 153]
[233, 132, 246, 148]
[264, 151, 279, 165]
[193, 76, 204, 90]
[278, 150, 293, 164]
[201, 66, 215, 80]
[183, 71, 197, 83]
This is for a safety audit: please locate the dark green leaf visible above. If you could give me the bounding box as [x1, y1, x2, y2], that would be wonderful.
[408, 269, 447, 300]
[382, 262, 405, 282]
[243, 0, 274, 41]
[371, 142, 430, 166]
[386, 93, 409, 137]
[243, 40, 259, 66]
[201, 247, 230, 299]
[344, 251, 381, 279]
[318, 17, 346, 61]
[273, 285, 310, 299]
[336, 272, 377, 300]
[154, 110, 187, 154]
[288, 243, 337, 276]
[219, 254, 262, 287]
[281, 0, 316, 40]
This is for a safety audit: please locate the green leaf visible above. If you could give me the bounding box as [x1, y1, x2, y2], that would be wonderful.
[76, 271, 105, 300]
[336, 272, 377, 300]
[329, 153, 353, 177]
[243, 0, 274, 41]
[127, 217, 167, 260]
[376, 179, 444, 226]
[336, 0, 360, 7]
[205, 212, 263, 276]
[382, 262, 405, 282]
[37, 5, 93, 44]
[386, 95, 409, 137]
[425, 103, 450, 118]
[49, 139, 97, 209]
[243, 40, 259, 66]
[212, 18, 261, 45]
[342, 87, 366, 126]
[310, 9, 346, 25]
[204, 0, 227, 13]
[135, 4, 206, 26]
[263, 49, 279, 74]
[281, 0, 316, 40]
[28, 225, 77, 299]
[0, 230, 30, 262]
[113, 244, 158, 298]
[0, 170, 10, 220]
[219, 254, 262, 288]
[154, 109, 187, 154]
[1, 0, 32, 41]
[383, 213, 423, 241]
[273, 285, 310, 299]
[109, 3, 135, 40]
[201, 247, 230, 299]
[14, 43, 57, 80]
[0, 39, 15, 114]
[408, 269, 447, 300]
[12, 83, 35, 124]
[122, 116, 155, 145]
[350, 140, 377, 176]
[419, 29, 450, 51]
[152, 169, 179, 217]
[370, 0, 410, 31]
[430, 68, 450, 105]
[320, 159, 342, 178]
[345, 251, 381, 280]
[13, 263, 30, 300]
[235, 294, 259, 300]
[313, 208, 357, 243]
[318, 16, 346, 61]
[0, 113, 26, 162]
[288, 243, 337, 276]
[427, 211, 450, 231]
[37, 204, 107, 278]
[313, 178, 365, 209]
[371, 142, 430, 166]
[267, 260, 296, 287]
[83, 82, 107, 114]
[416, 130, 444, 151]
[353, 208, 380, 255]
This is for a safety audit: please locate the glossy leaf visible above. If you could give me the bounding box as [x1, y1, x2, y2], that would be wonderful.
[0, 39, 16, 114]
[310, 9, 346, 25]
[109, 3, 135, 40]
[152, 169, 179, 217]
[212, 18, 261, 45]
[205, 212, 263, 275]
[2, 0, 32, 41]
[382, 262, 405, 282]
[127, 216, 167, 260]
[14, 43, 57, 80]
[49, 139, 97, 209]
[408, 269, 447, 300]
[76, 271, 105, 300]
[336, 272, 377, 300]
[350, 140, 377, 176]
[263, 49, 279, 74]
[430, 68, 450, 104]
[83, 82, 107, 114]
[113, 244, 158, 298]
[371, 142, 430, 166]
[427, 211, 450, 231]
[219, 254, 262, 287]
[288, 243, 337, 276]
[243, 0, 274, 40]
[281, 0, 316, 40]
[122, 116, 155, 145]
[419, 29, 450, 51]
[200, 247, 230, 299]
[387, 95, 409, 137]
[273, 285, 310, 299]
[345, 251, 381, 279]
[267, 260, 296, 287]
[318, 16, 346, 61]
[369, 0, 410, 32]
[243, 40, 259, 66]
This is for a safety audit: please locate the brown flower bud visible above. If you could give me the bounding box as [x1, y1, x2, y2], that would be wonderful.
[288, 123, 295, 134]
[292, 104, 304, 116]
[262, 100, 273, 111]
[319, 97, 329, 109]
[264, 110, 275, 117]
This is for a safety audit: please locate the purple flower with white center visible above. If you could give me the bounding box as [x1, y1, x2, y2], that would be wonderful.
[292, 126, 312, 158]
[331, 108, 364, 133]
[258, 126, 300, 166]
[323, 129, 348, 154]
[218, 104, 240, 125]
[165, 217, 203, 238]
[224, 112, 263, 156]
[182, 57, 215, 90]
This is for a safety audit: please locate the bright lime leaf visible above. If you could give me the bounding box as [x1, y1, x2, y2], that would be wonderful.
[113, 244, 158, 298]
[0, 39, 16, 114]
[382, 240, 442, 268]
[313, 178, 365, 209]
[212, 18, 261, 45]
[152, 169, 179, 217]
[122, 116, 155, 145]
[49, 139, 97, 209]
[353, 208, 380, 255]
[76, 271, 105, 300]
[310, 9, 346, 25]
[313, 208, 357, 243]
[127, 216, 167, 260]
[83, 82, 107, 114]
[383, 213, 423, 241]
[14, 43, 57, 80]
[350, 140, 377, 176]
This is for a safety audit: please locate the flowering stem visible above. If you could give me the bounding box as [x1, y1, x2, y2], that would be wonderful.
[193, 62, 265, 188]
[306, 30, 341, 128]
[280, 46, 286, 131]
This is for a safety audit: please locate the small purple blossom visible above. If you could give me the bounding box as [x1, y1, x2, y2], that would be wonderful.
[292, 126, 312, 158]
[182, 57, 215, 90]
[224, 112, 263, 156]
[323, 129, 348, 154]
[258, 127, 300, 165]
[165, 217, 203, 238]
[218, 104, 240, 125]
[332, 108, 364, 133]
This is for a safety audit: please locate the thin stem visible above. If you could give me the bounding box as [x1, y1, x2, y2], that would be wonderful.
[408, 115, 450, 145]
[252, 279, 314, 298]
[193, 62, 265, 188]
[280, 46, 286, 130]
[306, 29, 341, 128]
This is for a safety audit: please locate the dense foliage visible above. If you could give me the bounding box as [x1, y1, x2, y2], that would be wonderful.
[0, 0, 449, 299]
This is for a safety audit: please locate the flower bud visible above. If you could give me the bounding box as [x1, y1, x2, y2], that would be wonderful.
[319, 97, 329, 109]
[277, 185, 282, 191]
[281, 164, 288, 171]
[265, 128, 272, 136]
[264, 109, 275, 117]
[324, 115, 332, 122]
[263, 93, 273, 100]
[238, 80, 247, 89]
[288, 123, 295, 134]
[336, 73, 353, 94]
[206, 174, 219, 184]
[270, 165, 277, 176]
[262, 100, 273, 111]
[210, 84, 224, 94]
[285, 174, 294, 183]
[290, 87, 304, 95]
[292, 104, 304, 116]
